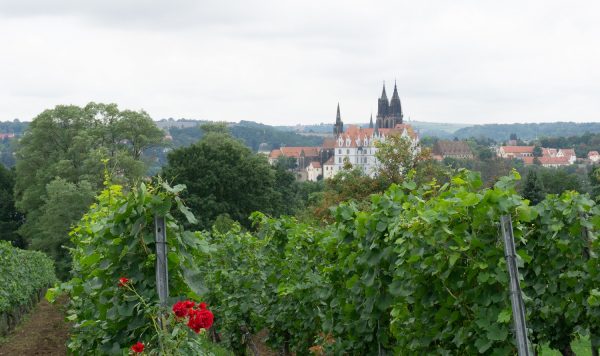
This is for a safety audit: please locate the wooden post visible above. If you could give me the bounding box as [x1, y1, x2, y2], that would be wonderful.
[500, 215, 532, 356]
[155, 215, 169, 307]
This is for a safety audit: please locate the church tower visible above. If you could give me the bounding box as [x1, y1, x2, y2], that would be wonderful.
[376, 81, 403, 129]
[333, 103, 344, 136]
[389, 81, 403, 125]
[376, 83, 389, 126]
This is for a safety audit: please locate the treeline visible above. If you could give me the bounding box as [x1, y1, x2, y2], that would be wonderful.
[168, 120, 324, 151]
[454, 122, 600, 141]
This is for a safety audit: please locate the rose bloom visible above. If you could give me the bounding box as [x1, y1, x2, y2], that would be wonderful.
[187, 302, 214, 333]
[118, 277, 130, 287]
[131, 342, 144, 353]
[172, 301, 190, 318]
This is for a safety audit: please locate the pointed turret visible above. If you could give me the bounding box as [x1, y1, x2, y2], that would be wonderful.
[369, 114, 373, 128]
[333, 103, 344, 136]
[377, 82, 389, 120]
[389, 81, 403, 124]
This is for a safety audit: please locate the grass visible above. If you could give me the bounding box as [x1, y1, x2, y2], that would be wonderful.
[539, 337, 592, 356]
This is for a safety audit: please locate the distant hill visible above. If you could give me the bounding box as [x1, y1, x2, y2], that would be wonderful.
[275, 121, 470, 139]
[453, 122, 600, 141]
[167, 120, 325, 152]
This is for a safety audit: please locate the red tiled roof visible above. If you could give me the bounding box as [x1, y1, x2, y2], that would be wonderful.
[539, 156, 570, 165]
[324, 156, 335, 165]
[309, 161, 321, 168]
[522, 157, 535, 165]
[322, 137, 336, 149]
[560, 149, 576, 157]
[501, 146, 534, 153]
[269, 146, 320, 159]
[588, 151, 599, 157]
[336, 124, 418, 148]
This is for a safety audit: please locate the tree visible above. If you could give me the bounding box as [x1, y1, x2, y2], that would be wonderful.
[533, 145, 543, 157]
[0, 165, 24, 247]
[522, 169, 545, 204]
[14, 103, 164, 279]
[590, 166, 600, 202]
[162, 129, 293, 230]
[375, 134, 444, 186]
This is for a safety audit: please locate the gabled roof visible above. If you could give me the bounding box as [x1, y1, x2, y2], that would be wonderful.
[308, 161, 321, 169]
[539, 156, 570, 165]
[500, 146, 534, 153]
[335, 124, 417, 148]
[433, 140, 473, 156]
[559, 148, 576, 157]
[269, 146, 320, 159]
[324, 156, 335, 165]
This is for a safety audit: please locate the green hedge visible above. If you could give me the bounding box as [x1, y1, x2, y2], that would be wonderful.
[0, 241, 57, 313]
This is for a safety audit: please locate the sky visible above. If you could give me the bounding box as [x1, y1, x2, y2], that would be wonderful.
[1, 0, 599, 125]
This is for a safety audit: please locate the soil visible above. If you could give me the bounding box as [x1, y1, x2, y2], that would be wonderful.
[0, 298, 69, 356]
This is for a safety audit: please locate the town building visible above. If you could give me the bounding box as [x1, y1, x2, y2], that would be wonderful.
[497, 146, 534, 159]
[432, 140, 474, 160]
[499, 146, 578, 167]
[588, 151, 600, 163]
[268, 82, 419, 180]
[306, 161, 322, 181]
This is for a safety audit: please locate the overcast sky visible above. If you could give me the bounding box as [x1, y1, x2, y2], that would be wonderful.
[1, 0, 599, 125]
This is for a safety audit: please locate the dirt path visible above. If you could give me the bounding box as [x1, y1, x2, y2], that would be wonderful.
[0, 298, 69, 356]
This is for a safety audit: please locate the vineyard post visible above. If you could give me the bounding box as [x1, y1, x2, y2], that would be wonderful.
[154, 215, 169, 320]
[500, 215, 532, 356]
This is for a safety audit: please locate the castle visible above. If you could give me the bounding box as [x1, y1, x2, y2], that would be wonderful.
[272, 82, 419, 181]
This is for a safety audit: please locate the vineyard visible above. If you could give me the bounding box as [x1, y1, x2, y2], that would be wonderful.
[0, 241, 57, 337]
[4, 169, 597, 354]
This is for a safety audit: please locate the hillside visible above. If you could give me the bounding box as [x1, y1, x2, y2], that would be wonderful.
[453, 122, 600, 141]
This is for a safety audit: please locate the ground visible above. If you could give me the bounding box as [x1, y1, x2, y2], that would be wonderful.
[0, 298, 69, 356]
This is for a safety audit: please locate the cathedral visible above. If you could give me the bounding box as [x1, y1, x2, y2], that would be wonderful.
[375, 81, 403, 129]
[333, 81, 404, 136]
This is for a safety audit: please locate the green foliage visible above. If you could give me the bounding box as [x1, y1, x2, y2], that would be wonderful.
[522, 169, 545, 204]
[167, 120, 324, 151]
[454, 122, 600, 141]
[0, 241, 57, 313]
[522, 192, 600, 354]
[162, 130, 298, 230]
[0, 165, 24, 247]
[54, 181, 214, 354]
[14, 103, 164, 278]
[194, 168, 600, 354]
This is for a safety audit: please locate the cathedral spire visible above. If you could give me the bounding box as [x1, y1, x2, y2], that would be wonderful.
[380, 82, 388, 100]
[369, 113, 373, 128]
[389, 81, 403, 124]
[333, 102, 344, 136]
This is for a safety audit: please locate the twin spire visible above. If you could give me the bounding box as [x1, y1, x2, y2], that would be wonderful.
[334, 81, 402, 136]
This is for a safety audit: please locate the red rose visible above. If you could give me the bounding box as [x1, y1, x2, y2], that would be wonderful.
[183, 300, 195, 309]
[118, 277, 130, 287]
[186, 303, 214, 333]
[172, 301, 189, 318]
[131, 342, 144, 353]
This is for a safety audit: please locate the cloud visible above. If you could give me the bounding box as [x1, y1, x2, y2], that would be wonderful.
[0, 0, 599, 124]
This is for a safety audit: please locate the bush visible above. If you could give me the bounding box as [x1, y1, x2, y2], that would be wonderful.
[51, 181, 228, 355]
[0, 241, 57, 313]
